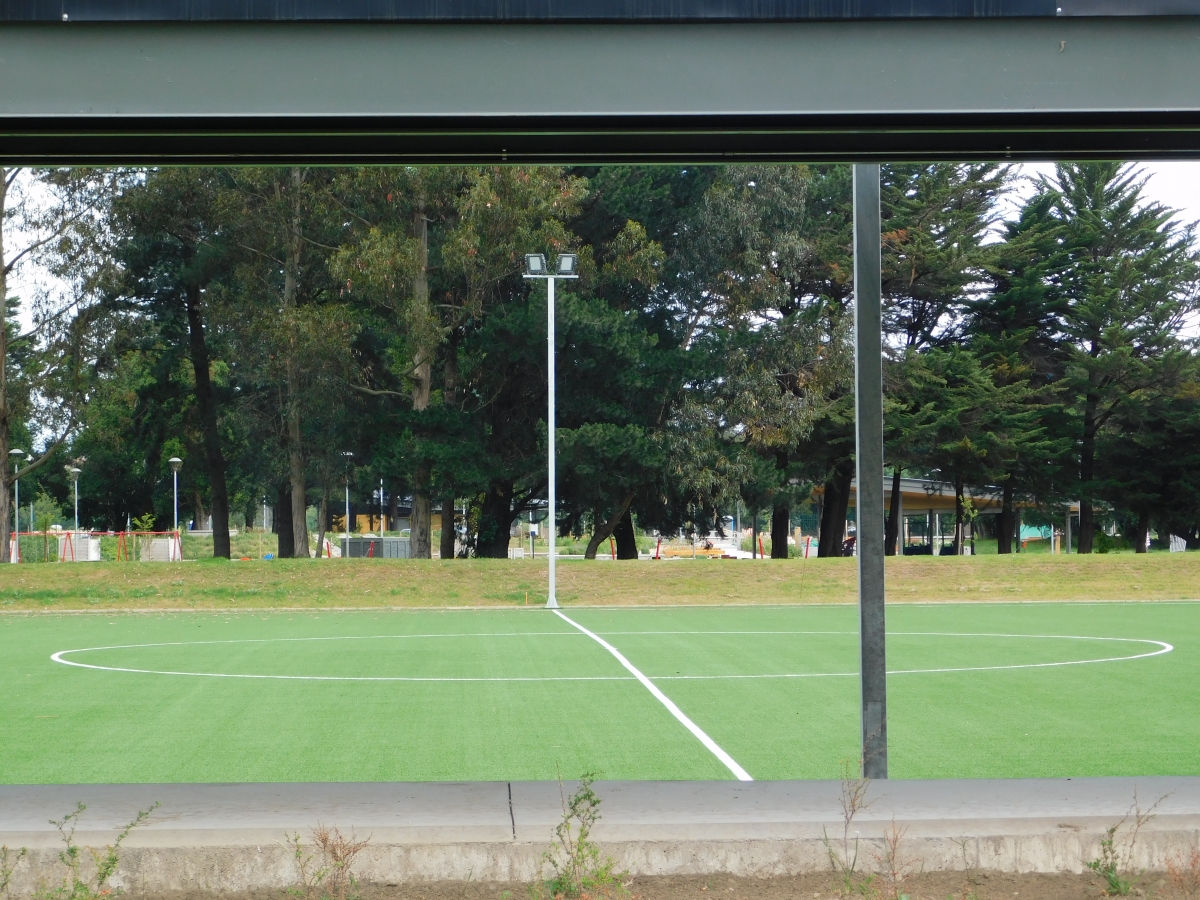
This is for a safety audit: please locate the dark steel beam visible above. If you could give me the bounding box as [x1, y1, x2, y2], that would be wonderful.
[2, 18, 1200, 162]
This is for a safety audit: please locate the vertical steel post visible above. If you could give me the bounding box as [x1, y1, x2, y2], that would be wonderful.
[853, 163, 888, 780]
[546, 275, 558, 608]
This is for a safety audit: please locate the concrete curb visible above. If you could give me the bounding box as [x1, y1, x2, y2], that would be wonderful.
[2, 778, 1198, 894]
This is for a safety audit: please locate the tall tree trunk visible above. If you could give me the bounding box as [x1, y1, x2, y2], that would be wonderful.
[476, 480, 515, 558]
[770, 503, 790, 559]
[1134, 510, 1150, 553]
[885, 468, 903, 556]
[411, 461, 432, 557]
[275, 484, 295, 559]
[440, 495, 457, 559]
[316, 488, 329, 559]
[283, 167, 309, 558]
[193, 490, 207, 531]
[770, 451, 790, 559]
[997, 479, 1014, 554]
[1077, 390, 1099, 554]
[584, 492, 634, 559]
[817, 458, 854, 558]
[184, 284, 231, 558]
[438, 331, 458, 561]
[409, 196, 433, 559]
[954, 470, 966, 555]
[613, 508, 639, 559]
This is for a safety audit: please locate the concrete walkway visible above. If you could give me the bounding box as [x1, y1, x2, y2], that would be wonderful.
[2, 778, 1198, 891]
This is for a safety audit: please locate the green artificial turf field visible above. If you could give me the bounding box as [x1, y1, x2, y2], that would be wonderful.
[2, 601, 1195, 784]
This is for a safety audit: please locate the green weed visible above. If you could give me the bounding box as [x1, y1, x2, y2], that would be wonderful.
[1, 846, 28, 899]
[35, 802, 158, 900]
[533, 773, 628, 900]
[1085, 793, 1162, 896]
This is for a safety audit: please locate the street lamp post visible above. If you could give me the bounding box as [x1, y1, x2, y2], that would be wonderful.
[9, 449, 24, 558]
[524, 252, 578, 609]
[168, 458, 183, 532]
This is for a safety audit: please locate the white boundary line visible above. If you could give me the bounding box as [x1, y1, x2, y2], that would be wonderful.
[8, 598, 1200, 618]
[549, 609, 753, 781]
[48, 631, 1173, 683]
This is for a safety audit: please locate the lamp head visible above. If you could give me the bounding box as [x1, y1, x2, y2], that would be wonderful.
[168, 457, 182, 473]
[70, 467, 81, 478]
[524, 253, 547, 277]
[9, 448, 24, 459]
[554, 254, 578, 277]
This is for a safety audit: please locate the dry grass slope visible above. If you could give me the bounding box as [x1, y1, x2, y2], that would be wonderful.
[1, 552, 1198, 611]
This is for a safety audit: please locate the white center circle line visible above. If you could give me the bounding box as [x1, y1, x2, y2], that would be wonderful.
[49, 632, 1173, 681]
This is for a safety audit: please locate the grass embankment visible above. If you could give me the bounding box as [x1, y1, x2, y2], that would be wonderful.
[1, 552, 1198, 611]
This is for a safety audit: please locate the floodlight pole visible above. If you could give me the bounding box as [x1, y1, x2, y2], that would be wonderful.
[72, 469, 80, 533]
[10, 450, 24, 544]
[853, 163, 888, 780]
[547, 273, 557, 607]
[525, 253, 577, 609]
[169, 458, 182, 533]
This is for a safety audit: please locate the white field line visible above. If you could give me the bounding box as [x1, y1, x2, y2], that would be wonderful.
[10, 598, 1200, 618]
[550, 609, 753, 781]
[48, 632, 1173, 684]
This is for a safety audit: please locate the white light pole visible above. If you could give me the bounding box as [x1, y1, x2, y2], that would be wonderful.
[69, 467, 82, 533]
[342, 451, 354, 557]
[9, 449, 24, 555]
[524, 252, 578, 608]
[168, 458, 183, 532]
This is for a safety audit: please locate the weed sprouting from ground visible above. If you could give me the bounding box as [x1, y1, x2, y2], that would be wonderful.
[35, 802, 158, 900]
[1085, 792, 1164, 896]
[1167, 842, 1200, 900]
[1, 846, 28, 899]
[872, 818, 913, 900]
[823, 757, 874, 895]
[533, 772, 628, 900]
[285, 826, 370, 900]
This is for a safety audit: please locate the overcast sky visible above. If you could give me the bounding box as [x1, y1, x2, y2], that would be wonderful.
[1013, 161, 1200, 228]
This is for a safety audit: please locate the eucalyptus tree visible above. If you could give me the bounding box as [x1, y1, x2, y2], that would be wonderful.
[105, 168, 241, 554]
[333, 166, 588, 558]
[223, 167, 354, 557]
[1, 167, 120, 561]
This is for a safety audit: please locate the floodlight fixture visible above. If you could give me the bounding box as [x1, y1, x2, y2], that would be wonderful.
[524, 253, 547, 276]
[555, 254, 578, 277]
